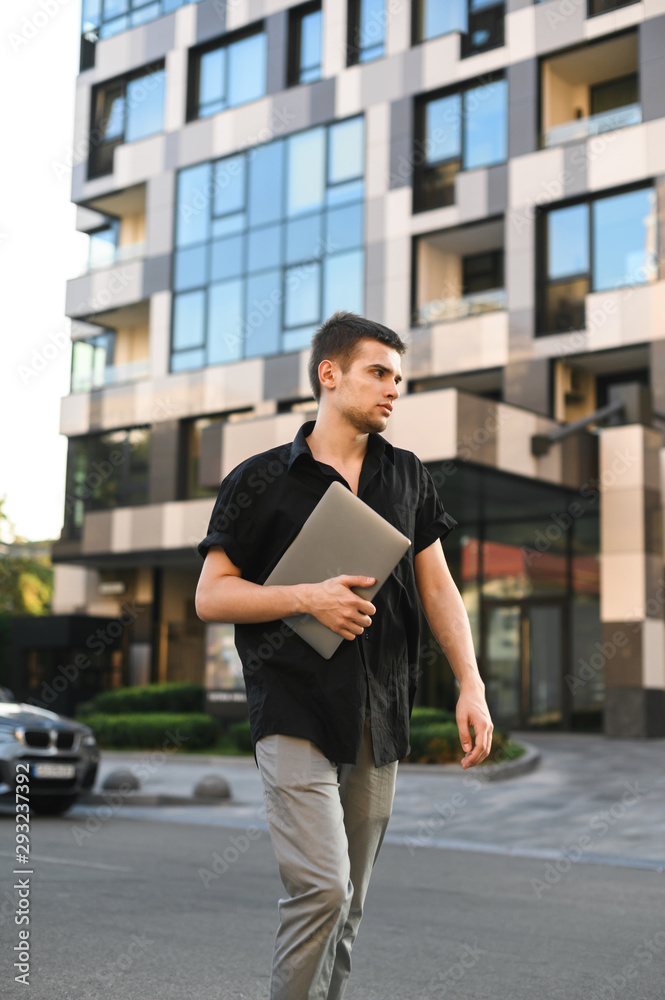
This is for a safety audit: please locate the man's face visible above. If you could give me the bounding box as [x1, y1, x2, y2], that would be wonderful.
[331, 338, 403, 434]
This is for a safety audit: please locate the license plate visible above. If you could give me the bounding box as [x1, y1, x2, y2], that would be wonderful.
[30, 763, 76, 779]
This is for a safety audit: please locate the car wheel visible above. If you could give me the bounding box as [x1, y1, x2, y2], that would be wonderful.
[30, 795, 79, 816]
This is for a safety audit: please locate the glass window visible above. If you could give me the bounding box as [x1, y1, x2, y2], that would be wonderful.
[174, 245, 207, 290]
[245, 270, 282, 357]
[125, 68, 165, 142]
[592, 188, 657, 290]
[199, 48, 226, 116]
[175, 163, 212, 247]
[172, 347, 206, 371]
[349, 0, 385, 64]
[300, 9, 322, 82]
[100, 86, 126, 142]
[211, 234, 245, 281]
[207, 279, 244, 364]
[328, 117, 364, 184]
[286, 212, 323, 264]
[323, 250, 364, 317]
[100, 15, 128, 37]
[285, 262, 321, 326]
[464, 78, 507, 169]
[172, 290, 205, 350]
[420, 0, 467, 39]
[211, 213, 245, 237]
[103, 0, 128, 17]
[248, 223, 282, 272]
[228, 32, 267, 106]
[88, 223, 119, 270]
[425, 93, 462, 163]
[213, 155, 245, 217]
[248, 142, 284, 226]
[548, 204, 589, 279]
[326, 202, 363, 254]
[171, 116, 365, 372]
[287, 128, 325, 216]
[82, 0, 102, 30]
[131, 3, 160, 26]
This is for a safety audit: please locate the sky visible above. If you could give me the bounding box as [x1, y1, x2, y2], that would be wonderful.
[0, 0, 88, 544]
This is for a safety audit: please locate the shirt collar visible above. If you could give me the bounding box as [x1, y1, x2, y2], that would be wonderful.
[288, 419, 395, 472]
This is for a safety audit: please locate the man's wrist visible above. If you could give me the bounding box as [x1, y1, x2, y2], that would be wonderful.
[457, 671, 485, 695]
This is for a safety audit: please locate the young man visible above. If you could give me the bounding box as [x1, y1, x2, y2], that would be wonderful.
[196, 311, 493, 1000]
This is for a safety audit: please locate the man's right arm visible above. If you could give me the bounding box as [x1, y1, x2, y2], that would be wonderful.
[195, 546, 377, 641]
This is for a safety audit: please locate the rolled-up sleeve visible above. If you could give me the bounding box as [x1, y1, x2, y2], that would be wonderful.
[197, 470, 254, 570]
[414, 463, 458, 554]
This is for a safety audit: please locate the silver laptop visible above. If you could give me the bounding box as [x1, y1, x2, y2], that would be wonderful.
[263, 480, 411, 659]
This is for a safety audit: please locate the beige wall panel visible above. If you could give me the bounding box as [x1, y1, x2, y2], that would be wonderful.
[600, 488, 645, 554]
[642, 618, 665, 689]
[601, 552, 645, 621]
[384, 388, 457, 462]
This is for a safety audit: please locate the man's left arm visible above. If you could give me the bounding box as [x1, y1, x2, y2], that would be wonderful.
[414, 539, 493, 769]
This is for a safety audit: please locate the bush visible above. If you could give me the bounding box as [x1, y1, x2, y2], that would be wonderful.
[83, 712, 220, 750]
[406, 721, 517, 764]
[76, 683, 205, 718]
[410, 706, 456, 725]
[227, 720, 253, 753]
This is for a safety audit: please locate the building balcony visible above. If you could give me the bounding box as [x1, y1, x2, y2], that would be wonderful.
[543, 103, 641, 148]
[540, 31, 639, 150]
[416, 287, 506, 326]
[69, 302, 150, 395]
[71, 357, 150, 394]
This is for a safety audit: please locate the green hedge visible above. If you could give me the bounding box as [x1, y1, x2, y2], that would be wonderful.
[83, 712, 220, 750]
[407, 721, 518, 764]
[76, 683, 205, 718]
[410, 706, 456, 725]
[227, 720, 253, 753]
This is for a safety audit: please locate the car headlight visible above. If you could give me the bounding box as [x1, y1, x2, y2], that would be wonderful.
[81, 733, 97, 747]
[0, 727, 17, 744]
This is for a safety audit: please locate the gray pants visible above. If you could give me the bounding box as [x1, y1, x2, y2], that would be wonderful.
[255, 713, 398, 1000]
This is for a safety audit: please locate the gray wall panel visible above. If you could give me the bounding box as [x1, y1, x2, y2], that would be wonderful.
[266, 11, 287, 95]
[508, 59, 538, 158]
[196, 0, 226, 44]
[640, 17, 665, 122]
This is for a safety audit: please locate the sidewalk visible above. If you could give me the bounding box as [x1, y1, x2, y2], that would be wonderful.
[75, 729, 665, 869]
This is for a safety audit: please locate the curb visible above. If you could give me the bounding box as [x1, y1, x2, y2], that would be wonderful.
[398, 739, 541, 782]
[78, 791, 232, 807]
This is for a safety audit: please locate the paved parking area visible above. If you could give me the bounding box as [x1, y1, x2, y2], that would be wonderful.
[81, 730, 665, 869]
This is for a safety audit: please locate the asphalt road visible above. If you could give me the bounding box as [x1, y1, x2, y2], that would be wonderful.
[1, 807, 663, 1000]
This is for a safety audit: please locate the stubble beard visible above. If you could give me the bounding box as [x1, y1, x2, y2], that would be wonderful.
[342, 401, 387, 435]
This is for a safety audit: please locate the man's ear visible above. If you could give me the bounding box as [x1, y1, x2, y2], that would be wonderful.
[318, 358, 337, 392]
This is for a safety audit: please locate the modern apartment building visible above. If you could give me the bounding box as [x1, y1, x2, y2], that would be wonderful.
[28, 0, 665, 737]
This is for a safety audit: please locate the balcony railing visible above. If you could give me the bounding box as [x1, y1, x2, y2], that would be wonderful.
[416, 287, 506, 325]
[543, 103, 641, 148]
[71, 357, 150, 394]
[83, 240, 146, 276]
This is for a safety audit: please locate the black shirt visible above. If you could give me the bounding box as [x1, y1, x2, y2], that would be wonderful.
[197, 419, 457, 768]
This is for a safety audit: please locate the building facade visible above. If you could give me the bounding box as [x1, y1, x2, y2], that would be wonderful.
[42, 0, 665, 737]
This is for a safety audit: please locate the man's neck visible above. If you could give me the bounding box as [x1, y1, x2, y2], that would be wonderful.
[305, 410, 370, 466]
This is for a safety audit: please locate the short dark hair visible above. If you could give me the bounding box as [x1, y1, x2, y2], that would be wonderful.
[307, 311, 407, 402]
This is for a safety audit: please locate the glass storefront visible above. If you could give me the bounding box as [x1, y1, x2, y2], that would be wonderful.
[422, 461, 601, 731]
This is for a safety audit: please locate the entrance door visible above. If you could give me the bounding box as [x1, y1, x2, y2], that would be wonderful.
[481, 600, 566, 728]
